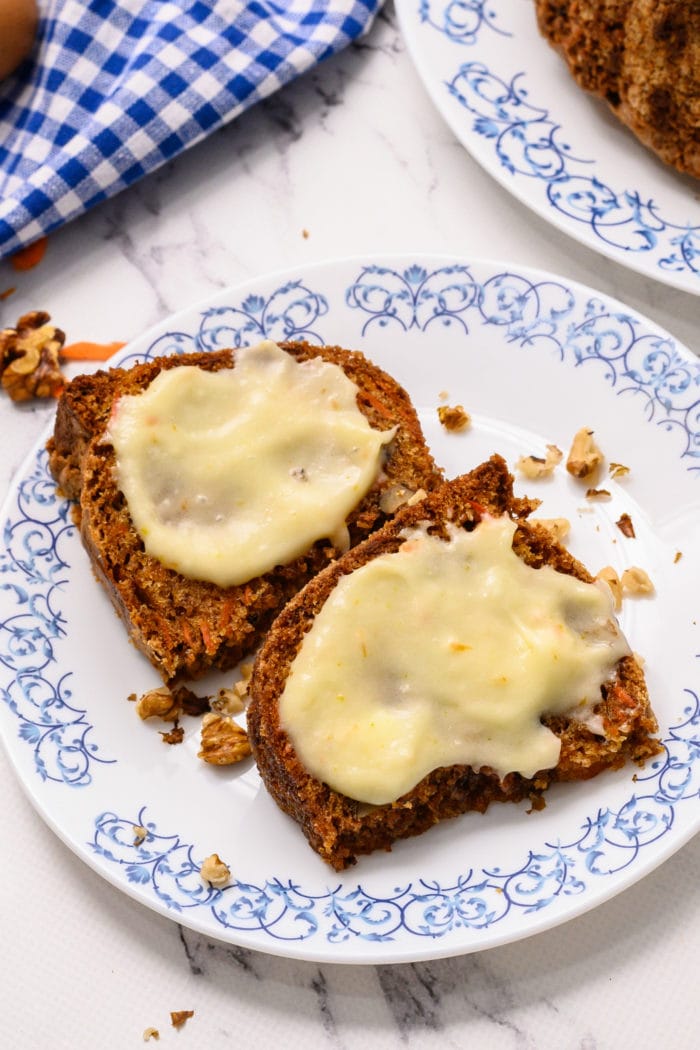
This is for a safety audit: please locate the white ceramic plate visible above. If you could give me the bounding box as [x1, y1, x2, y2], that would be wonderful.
[396, 0, 700, 295]
[1, 255, 698, 964]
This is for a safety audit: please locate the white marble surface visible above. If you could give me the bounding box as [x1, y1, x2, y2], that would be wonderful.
[1, 4, 699, 1047]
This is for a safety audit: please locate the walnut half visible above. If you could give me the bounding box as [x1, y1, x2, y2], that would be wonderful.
[200, 853, 231, 888]
[198, 713, 251, 765]
[0, 310, 65, 401]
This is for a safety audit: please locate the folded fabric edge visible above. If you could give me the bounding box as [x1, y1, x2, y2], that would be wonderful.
[0, 0, 383, 263]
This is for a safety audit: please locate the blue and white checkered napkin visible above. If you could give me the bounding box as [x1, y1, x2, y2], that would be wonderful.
[0, 0, 381, 261]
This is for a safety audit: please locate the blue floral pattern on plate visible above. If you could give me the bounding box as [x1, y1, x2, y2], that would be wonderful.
[345, 263, 699, 469]
[1, 257, 697, 958]
[90, 680, 698, 946]
[0, 281, 328, 785]
[400, 0, 700, 291]
[0, 450, 114, 785]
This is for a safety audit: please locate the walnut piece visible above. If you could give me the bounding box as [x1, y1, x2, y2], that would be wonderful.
[210, 685, 246, 715]
[616, 512, 636, 538]
[609, 462, 630, 479]
[437, 404, 471, 432]
[198, 713, 251, 765]
[516, 444, 563, 479]
[596, 565, 623, 611]
[621, 566, 655, 598]
[406, 488, 427, 507]
[585, 488, 611, 500]
[0, 310, 66, 401]
[200, 852, 231, 888]
[531, 517, 571, 543]
[170, 1011, 194, 1030]
[133, 824, 149, 846]
[380, 483, 415, 515]
[566, 428, 603, 481]
[142, 1028, 159, 1042]
[135, 686, 180, 722]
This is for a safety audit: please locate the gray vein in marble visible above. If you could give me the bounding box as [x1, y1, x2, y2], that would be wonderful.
[376, 963, 444, 1040]
[311, 969, 344, 1043]
[178, 924, 204, 976]
[99, 200, 171, 321]
[258, 92, 304, 145]
[369, 2, 404, 59]
[217, 943, 264, 979]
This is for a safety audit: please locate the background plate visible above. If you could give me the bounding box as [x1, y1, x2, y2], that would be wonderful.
[396, 0, 700, 295]
[1, 255, 698, 964]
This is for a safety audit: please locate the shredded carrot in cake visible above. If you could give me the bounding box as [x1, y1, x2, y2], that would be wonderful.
[360, 389, 395, 421]
[199, 619, 213, 651]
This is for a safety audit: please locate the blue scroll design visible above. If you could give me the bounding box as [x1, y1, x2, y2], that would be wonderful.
[0, 450, 114, 785]
[89, 689, 697, 947]
[414, 0, 700, 283]
[118, 280, 329, 368]
[419, 0, 510, 46]
[346, 263, 700, 470]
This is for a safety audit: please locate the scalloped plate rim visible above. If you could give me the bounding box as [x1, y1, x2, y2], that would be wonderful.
[394, 0, 700, 295]
[1, 252, 698, 964]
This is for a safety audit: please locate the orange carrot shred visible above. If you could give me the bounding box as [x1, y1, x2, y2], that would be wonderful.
[219, 597, 236, 630]
[0, 286, 16, 300]
[11, 236, 48, 272]
[360, 389, 395, 421]
[200, 619, 213, 651]
[61, 341, 125, 362]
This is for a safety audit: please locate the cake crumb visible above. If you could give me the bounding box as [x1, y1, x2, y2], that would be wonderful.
[172, 684, 210, 717]
[437, 404, 471, 432]
[160, 724, 185, 745]
[674, 551, 683, 564]
[170, 1011, 194, 1030]
[609, 462, 630, 479]
[143, 1028, 159, 1042]
[133, 824, 149, 846]
[585, 488, 611, 500]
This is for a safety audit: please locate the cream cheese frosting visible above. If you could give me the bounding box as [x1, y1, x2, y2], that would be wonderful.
[279, 515, 630, 804]
[105, 341, 395, 586]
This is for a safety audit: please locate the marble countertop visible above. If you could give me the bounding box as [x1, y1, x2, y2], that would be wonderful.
[2, 5, 698, 1047]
